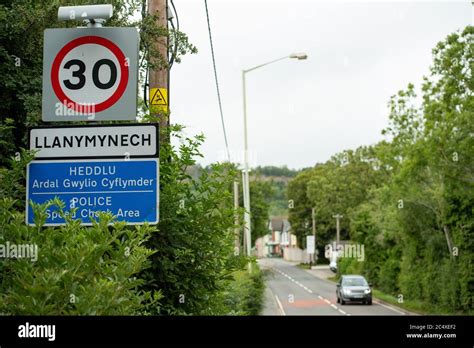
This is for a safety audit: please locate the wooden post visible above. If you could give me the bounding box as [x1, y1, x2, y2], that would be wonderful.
[148, 0, 169, 143]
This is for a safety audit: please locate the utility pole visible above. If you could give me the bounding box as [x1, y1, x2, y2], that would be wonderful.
[472, 1, 474, 26]
[332, 214, 343, 244]
[242, 71, 252, 265]
[312, 207, 316, 265]
[241, 170, 248, 258]
[234, 181, 240, 255]
[148, 0, 169, 142]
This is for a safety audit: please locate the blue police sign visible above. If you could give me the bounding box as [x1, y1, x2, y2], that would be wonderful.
[26, 158, 159, 226]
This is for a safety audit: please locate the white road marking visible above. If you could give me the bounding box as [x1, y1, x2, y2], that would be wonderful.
[274, 294, 286, 316]
[272, 266, 350, 316]
[374, 300, 406, 315]
[275, 268, 317, 295]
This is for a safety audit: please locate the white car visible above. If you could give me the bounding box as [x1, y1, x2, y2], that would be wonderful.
[329, 250, 338, 272]
[329, 260, 337, 273]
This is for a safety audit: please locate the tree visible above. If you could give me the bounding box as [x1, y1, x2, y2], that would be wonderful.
[287, 168, 314, 246]
[287, 26, 473, 313]
[389, 26, 473, 311]
[139, 126, 248, 315]
[249, 178, 273, 244]
[288, 147, 383, 249]
[0, 0, 196, 165]
[254, 165, 299, 177]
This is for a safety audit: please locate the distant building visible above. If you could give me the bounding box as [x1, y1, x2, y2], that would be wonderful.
[266, 217, 294, 257]
[255, 217, 298, 258]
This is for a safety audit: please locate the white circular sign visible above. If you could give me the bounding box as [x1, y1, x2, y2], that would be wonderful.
[51, 36, 129, 113]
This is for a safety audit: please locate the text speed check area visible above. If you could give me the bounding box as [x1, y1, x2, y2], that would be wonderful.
[26, 159, 159, 225]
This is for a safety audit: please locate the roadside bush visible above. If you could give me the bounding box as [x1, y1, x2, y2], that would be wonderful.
[337, 257, 363, 278]
[0, 128, 262, 316]
[0, 149, 32, 209]
[0, 197, 161, 315]
[222, 265, 265, 315]
[139, 124, 251, 315]
[438, 259, 462, 313]
[377, 256, 400, 294]
[398, 248, 423, 301]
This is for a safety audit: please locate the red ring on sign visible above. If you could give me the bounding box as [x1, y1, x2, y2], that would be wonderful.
[51, 36, 129, 113]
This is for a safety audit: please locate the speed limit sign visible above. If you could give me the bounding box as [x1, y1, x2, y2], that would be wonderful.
[42, 28, 138, 121]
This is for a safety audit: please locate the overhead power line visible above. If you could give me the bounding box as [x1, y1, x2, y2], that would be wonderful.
[169, 0, 179, 69]
[204, 0, 231, 162]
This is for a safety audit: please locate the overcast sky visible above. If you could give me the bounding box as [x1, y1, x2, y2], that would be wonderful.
[170, 0, 472, 170]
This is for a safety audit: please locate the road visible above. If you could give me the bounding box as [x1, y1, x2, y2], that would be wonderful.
[259, 258, 409, 316]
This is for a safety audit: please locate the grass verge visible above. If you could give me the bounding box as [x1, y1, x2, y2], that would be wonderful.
[297, 263, 311, 269]
[225, 263, 265, 315]
[370, 289, 467, 315]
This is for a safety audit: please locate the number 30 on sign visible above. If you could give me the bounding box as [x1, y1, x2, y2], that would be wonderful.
[42, 28, 139, 122]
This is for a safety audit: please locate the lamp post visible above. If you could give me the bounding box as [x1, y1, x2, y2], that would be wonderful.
[333, 214, 343, 244]
[312, 207, 316, 265]
[242, 52, 307, 265]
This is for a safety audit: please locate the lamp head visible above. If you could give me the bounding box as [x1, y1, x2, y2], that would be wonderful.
[289, 52, 308, 60]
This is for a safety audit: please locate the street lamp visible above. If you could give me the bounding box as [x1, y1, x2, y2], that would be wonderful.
[332, 214, 343, 244]
[242, 52, 308, 264]
[289, 53, 308, 60]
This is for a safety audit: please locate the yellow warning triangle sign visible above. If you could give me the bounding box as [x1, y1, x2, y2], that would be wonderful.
[150, 88, 168, 106]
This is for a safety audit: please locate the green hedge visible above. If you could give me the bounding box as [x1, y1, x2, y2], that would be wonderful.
[0, 197, 161, 315]
[222, 264, 265, 315]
